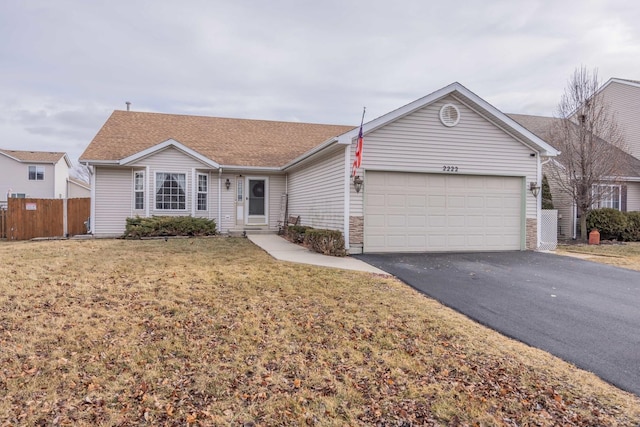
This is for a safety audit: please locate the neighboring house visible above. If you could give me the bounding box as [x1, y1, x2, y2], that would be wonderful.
[510, 78, 640, 239]
[0, 149, 89, 207]
[68, 177, 91, 198]
[508, 114, 640, 238]
[80, 82, 558, 253]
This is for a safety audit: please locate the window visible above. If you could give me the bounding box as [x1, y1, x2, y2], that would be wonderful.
[28, 165, 45, 181]
[134, 171, 145, 210]
[197, 174, 208, 211]
[10, 193, 26, 198]
[593, 184, 621, 210]
[155, 173, 186, 210]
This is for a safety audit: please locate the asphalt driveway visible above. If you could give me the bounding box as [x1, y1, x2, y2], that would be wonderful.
[355, 251, 640, 396]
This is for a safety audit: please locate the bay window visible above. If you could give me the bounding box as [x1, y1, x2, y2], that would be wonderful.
[155, 173, 186, 210]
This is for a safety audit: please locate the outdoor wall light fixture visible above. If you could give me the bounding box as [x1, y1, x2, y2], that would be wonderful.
[529, 181, 541, 197]
[225, 178, 231, 190]
[353, 175, 364, 193]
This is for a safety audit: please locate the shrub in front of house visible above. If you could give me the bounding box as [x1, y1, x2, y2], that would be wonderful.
[621, 211, 640, 242]
[285, 225, 313, 244]
[304, 229, 346, 257]
[586, 208, 627, 241]
[123, 216, 217, 239]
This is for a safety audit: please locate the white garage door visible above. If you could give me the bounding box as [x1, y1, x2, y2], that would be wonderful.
[364, 172, 523, 252]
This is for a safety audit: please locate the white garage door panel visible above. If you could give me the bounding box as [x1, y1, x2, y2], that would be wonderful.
[364, 172, 523, 252]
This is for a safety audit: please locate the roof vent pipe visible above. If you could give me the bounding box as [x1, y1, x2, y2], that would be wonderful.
[126, 101, 131, 111]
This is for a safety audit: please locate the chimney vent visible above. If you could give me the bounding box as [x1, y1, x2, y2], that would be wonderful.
[126, 101, 131, 111]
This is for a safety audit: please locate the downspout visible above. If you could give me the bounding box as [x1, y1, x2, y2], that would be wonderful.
[218, 168, 222, 234]
[89, 165, 96, 234]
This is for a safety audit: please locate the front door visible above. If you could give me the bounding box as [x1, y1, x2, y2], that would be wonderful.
[245, 177, 268, 225]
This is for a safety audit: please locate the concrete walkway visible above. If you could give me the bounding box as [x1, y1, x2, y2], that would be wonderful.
[247, 234, 388, 275]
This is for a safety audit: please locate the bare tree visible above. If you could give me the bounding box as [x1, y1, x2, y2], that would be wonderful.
[70, 162, 91, 183]
[547, 67, 627, 241]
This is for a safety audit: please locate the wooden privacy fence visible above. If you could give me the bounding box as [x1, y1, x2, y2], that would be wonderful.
[3, 198, 90, 240]
[0, 208, 6, 239]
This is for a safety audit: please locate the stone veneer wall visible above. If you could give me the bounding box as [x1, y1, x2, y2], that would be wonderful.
[526, 218, 537, 250]
[349, 216, 364, 245]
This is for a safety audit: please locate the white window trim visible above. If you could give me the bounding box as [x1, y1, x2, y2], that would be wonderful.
[28, 165, 45, 181]
[154, 172, 187, 211]
[133, 170, 145, 211]
[592, 184, 621, 210]
[197, 173, 208, 211]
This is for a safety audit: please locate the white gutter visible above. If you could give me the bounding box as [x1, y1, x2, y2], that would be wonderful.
[89, 166, 96, 234]
[281, 137, 341, 170]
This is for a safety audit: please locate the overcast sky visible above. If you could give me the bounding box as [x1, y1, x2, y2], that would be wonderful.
[2, 0, 639, 164]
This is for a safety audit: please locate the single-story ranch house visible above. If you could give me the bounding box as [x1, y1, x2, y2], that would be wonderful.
[80, 82, 558, 253]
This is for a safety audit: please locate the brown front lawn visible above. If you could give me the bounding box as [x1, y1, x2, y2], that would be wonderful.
[557, 242, 640, 271]
[1, 238, 639, 426]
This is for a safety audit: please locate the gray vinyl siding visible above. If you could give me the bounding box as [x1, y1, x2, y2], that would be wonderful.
[268, 175, 286, 230]
[130, 147, 213, 217]
[350, 95, 538, 219]
[627, 182, 640, 211]
[218, 173, 236, 233]
[599, 82, 640, 159]
[288, 144, 346, 231]
[93, 167, 132, 236]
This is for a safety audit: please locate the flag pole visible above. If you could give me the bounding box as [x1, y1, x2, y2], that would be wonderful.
[352, 107, 367, 178]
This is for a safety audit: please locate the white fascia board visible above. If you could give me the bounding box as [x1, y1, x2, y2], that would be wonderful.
[281, 137, 340, 170]
[337, 83, 465, 143]
[450, 90, 560, 157]
[335, 82, 560, 157]
[61, 153, 72, 168]
[67, 178, 91, 190]
[81, 159, 121, 166]
[119, 138, 220, 168]
[600, 78, 640, 91]
[0, 151, 20, 162]
[219, 165, 282, 173]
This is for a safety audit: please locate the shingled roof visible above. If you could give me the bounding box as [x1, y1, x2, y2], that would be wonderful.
[0, 149, 67, 164]
[80, 111, 355, 168]
[508, 113, 640, 177]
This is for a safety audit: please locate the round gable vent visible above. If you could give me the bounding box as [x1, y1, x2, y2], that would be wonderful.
[439, 103, 460, 127]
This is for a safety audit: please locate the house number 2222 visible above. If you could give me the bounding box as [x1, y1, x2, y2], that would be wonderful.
[442, 166, 459, 172]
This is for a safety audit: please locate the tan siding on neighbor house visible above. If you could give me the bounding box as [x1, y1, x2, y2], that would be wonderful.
[350, 95, 539, 220]
[627, 182, 640, 211]
[543, 166, 575, 239]
[599, 81, 640, 159]
[93, 167, 132, 236]
[288, 144, 345, 231]
[0, 156, 57, 201]
[54, 159, 69, 199]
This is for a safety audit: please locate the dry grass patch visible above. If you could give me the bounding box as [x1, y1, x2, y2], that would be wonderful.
[557, 242, 640, 271]
[1, 238, 639, 426]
